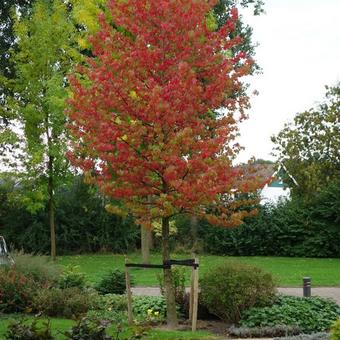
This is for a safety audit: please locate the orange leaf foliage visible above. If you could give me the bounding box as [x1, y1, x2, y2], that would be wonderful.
[67, 0, 259, 227]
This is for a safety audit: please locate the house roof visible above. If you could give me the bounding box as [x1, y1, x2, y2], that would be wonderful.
[238, 162, 298, 189]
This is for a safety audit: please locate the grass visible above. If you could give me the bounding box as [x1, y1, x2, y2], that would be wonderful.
[57, 253, 340, 287]
[0, 315, 217, 339]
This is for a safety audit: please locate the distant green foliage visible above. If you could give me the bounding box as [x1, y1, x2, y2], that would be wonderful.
[200, 261, 276, 322]
[95, 269, 127, 295]
[241, 295, 340, 333]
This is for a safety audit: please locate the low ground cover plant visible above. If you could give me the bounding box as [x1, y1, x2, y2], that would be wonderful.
[241, 295, 340, 333]
[274, 333, 330, 340]
[132, 296, 167, 324]
[200, 261, 276, 322]
[228, 324, 302, 338]
[5, 318, 53, 340]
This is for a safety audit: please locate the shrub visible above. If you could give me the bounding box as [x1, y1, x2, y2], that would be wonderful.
[228, 325, 302, 338]
[157, 266, 186, 306]
[57, 265, 86, 290]
[200, 261, 276, 323]
[241, 295, 340, 333]
[331, 318, 340, 340]
[95, 269, 126, 295]
[32, 287, 100, 318]
[5, 318, 54, 340]
[0, 268, 37, 313]
[63, 316, 112, 340]
[12, 251, 61, 286]
[132, 296, 167, 323]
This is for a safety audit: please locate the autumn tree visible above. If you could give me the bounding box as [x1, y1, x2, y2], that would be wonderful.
[68, 0, 258, 327]
[272, 83, 340, 201]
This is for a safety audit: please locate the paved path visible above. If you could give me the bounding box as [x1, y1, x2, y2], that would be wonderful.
[131, 287, 340, 305]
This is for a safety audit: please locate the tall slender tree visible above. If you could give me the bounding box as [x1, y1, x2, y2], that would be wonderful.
[3, 0, 79, 259]
[68, 0, 259, 327]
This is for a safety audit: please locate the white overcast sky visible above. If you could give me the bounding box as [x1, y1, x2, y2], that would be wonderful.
[236, 0, 340, 163]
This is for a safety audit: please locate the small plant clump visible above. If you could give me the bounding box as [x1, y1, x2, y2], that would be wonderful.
[5, 318, 53, 340]
[63, 316, 112, 340]
[95, 269, 127, 295]
[57, 265, 86, 290]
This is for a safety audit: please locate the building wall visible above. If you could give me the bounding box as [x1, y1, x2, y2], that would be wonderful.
[260, 186, 290, 205]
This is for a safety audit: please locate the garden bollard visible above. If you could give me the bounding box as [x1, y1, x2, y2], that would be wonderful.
[303, 277, 311, 297]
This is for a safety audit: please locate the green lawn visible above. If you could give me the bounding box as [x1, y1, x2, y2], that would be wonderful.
[58, 253, 340, 287]
[0, 315, 217, 339]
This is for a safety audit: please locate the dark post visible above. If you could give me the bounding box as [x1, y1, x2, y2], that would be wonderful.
[303, 277, 311, 297]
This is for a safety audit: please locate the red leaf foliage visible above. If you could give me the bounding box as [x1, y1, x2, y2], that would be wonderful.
[67, 0, 259, 227]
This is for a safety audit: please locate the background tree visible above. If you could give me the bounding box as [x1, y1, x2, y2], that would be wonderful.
[68, 0, 259, 327]
[213, 0, 264, 74]
[2, 0, 79, 260]
[0, 0, 32, 155]
[272, 83, 340, 200]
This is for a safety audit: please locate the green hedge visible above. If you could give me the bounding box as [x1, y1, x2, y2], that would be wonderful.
[174, 179, 340, 258]
[0, 176, 139, 254]
[1, 175, 339, 257]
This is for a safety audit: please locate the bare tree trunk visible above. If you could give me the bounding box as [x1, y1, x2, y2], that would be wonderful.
[141, 225, 150, 264]
[190, 215, 198, 254]
[162, 216, 178, 328]
[48, 155, 56, 261]
[148, 227, 154, 250]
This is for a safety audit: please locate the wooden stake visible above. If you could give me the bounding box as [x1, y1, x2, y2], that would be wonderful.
[191, 257, 199, 332]
[189, 258, 194, 322]
[125, 256, 133, 325]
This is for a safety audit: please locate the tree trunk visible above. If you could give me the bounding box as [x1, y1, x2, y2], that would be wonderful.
[48, 155, 56, 261]
[141, 225, 150, 264]
[190, 215, 198, 254]
[162, 216, 178, 328]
